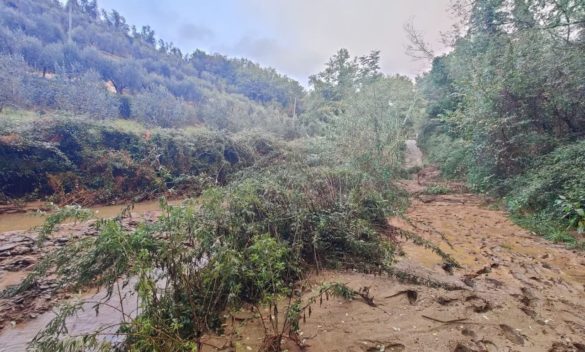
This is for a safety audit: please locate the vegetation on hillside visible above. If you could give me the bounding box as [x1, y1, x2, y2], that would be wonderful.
[0, 110, 283, 204]
[0, 0, 304, 131]
[417, 0, 585, 243]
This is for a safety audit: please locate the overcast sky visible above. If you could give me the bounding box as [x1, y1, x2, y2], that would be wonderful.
[98, 0, 457, 84]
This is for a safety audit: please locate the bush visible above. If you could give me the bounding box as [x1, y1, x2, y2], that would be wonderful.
[13, 162, 400, 351]
[506, 140, 585, 214]
[418, 127, 470, 180]
[505, 140, 585, 245]
[0, 111, 277, 203]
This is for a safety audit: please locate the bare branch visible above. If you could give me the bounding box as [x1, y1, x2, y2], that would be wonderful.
[404, 20, 435, 61]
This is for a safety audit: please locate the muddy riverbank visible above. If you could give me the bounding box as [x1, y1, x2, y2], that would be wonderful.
[0, 198, 185, 339]
[0, 199, 178, 233]
[1, 142, 584, 351]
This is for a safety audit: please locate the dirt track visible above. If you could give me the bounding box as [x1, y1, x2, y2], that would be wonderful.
[284, 151, 585, 351]
[206, 179, 585, 351]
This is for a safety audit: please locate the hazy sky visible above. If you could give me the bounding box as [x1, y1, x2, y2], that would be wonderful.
[98, 0, 457, 84]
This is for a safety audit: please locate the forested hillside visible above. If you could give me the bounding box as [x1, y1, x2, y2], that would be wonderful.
[0, 0, 304, 131]
[418, 0, 585, 242]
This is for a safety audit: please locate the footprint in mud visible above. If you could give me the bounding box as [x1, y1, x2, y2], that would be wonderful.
[384, 289, 418, 305]
[484, 277, 504, 289]
[465, 295, 491, 313]
[461, 328, 476, 338]
[453, 343, 476, 352]
[436, 293, 492, 314]
[452, 341, 496, 352]
[436, 296, 459, 306]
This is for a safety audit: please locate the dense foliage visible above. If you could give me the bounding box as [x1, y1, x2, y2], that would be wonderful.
[418, 0, 585, 239]
[14, 161, 397, 351]
[0, 110, 283, 204]
[0, 0, 304, 131]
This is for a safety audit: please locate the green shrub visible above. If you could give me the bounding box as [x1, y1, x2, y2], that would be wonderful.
[503, 141, 585, 246]
[423, 184, 451, 195]
[506, 140, 585, 214]
[418, 129, 469, 180]
[555, 195, 585, 235]
[0, 111, 280, 204]
[13, 162, 400, 351]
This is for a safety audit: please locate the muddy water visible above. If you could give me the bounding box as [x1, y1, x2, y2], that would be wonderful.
[0, 199, 183, 351]
[0, 284, 138, 352]
[0, 199, 176, 233]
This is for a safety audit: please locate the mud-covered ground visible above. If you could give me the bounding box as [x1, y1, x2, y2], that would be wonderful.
[202, 169, 584, 352]
[1, 143, 584, 351]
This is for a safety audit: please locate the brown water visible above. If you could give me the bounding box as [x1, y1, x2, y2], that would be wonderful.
[0, 198, 185, 351]
[0, 199, 174, 233]
[0, 283, 138, 352]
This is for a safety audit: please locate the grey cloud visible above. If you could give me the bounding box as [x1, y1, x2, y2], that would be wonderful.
[219, 35, 323, 83]
[243, 0, 456, 79]
[178, 23, 214, 42]
[98, 0, 457, 83]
